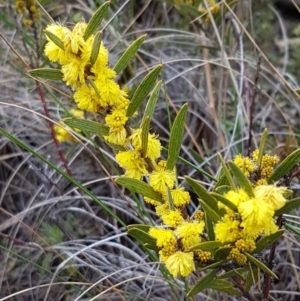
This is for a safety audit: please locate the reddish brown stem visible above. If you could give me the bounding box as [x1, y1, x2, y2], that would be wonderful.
[232, 275, 257, 301]
[35, 81, 73, 177]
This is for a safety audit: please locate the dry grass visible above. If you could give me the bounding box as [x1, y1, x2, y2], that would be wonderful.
[1, 0, 300, 300]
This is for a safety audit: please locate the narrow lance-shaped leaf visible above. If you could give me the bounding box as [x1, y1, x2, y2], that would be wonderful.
[210, 192, 237, 212]
[142, 80, 162, 124]
[166, 103, 188, 170]
[228, 161, 254, 197]
[268, 148, 300, 184]
[218, 267, 249, 279]
[90, 31, 102, 66]
[284, 223, 300, 236]
[116, 177, 162, 202]
[83, 1, 110, 41]
[201, 200, 220, 224]
[189, 241, 224, 251]
[63, 118, 109, 136]
[127, 65, 162, 117]
[245, 265, 257, 292]
[245, 253, 278, 279]
[114, 34, 146, 74]
[44, 30, 64, 50]
[218, 153, 236, 190]
[207, 280, 242, 296]
[28, 68, 63, 81]
[254, 229, 284, 253]
[275, 197, 300, 216]
[141, 116, 150, 158]
[127, 227, 157, 248]
[187, 269, 218, 297]
[200, 259, 227, 271]
[166, 187, 174, 210]
[185, 176, 221, 215]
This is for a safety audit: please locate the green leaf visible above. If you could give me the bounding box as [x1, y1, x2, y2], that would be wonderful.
[275, 197, 300, 215]
[113, 34, 146, 74]
[268, 148, 300, 184]
[218, 153, 236, 190]
[28, 68, 63, 81]
[189, 241, 224, 251]
[245, 253, 278, 279]
[199, 259, 227, 271]
[44, 30, 64, 50]
[218, 267, 249, 279]
[166, 103, 188, 170]
[207, 279, 242, 296]
[141, 117, 150, 158]
[214, 185, 231, 195]
[185, 176, 221, 215]
[127, 224, 151, 232]
[228, 161, 254, 197]
[83, 1, 110, 41]
[254, 229, 285, 253]
[116, 177, 163, 202]
[126, 65, 162, 117]
[187, 269, 218, 297]
[200, 199, 220, 223]
[205, 211, 215, 240]
[210, 192, 237, 212]
[141, 80, 162, 125]
[90, 31, 102, 66]
[63, 118, 109, 136]
[213, 169, 230, 190]
[245, 266, 258, 292]
[284, 223, 300, 236]
[127, 227, 157, 248]
[214, 246, 232, 262]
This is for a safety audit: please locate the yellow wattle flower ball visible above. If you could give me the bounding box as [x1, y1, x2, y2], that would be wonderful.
[149, 170, 176, 194]
[165, 251, 195, 277]
[254, 185, 288, 211]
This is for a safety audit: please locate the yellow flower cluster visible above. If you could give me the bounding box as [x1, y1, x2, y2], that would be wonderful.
[16, 0, 41, 26]
[44, 22, 131, 146]
[215, 185, 288, 264]
[149, 219, 205, 277]
[234, 149, 279, 184]
[43, 22, 165, 183]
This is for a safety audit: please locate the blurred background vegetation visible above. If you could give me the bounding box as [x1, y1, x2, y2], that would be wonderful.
[1, 0, 300, 300]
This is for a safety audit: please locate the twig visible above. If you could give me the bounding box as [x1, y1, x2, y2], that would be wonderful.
[263, 215, 283, 299]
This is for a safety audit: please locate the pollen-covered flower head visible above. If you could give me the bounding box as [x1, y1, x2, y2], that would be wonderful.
[214, 214, 241, 243]
[149, 170, 176, 194]
[44, 23, 70, 63]
[130, 128, 162, 160]
[220, 189, 249, 210]
[149, 228, 176, 249]
[170, 187, 191, 207]
[175, 222, 205, 250]
[165, 251, 195, 277]
[116, 150, 148, 179]
[161, 210, 184, 227]
[238, 197, 277, 239]
[254, 185, 288, 211]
